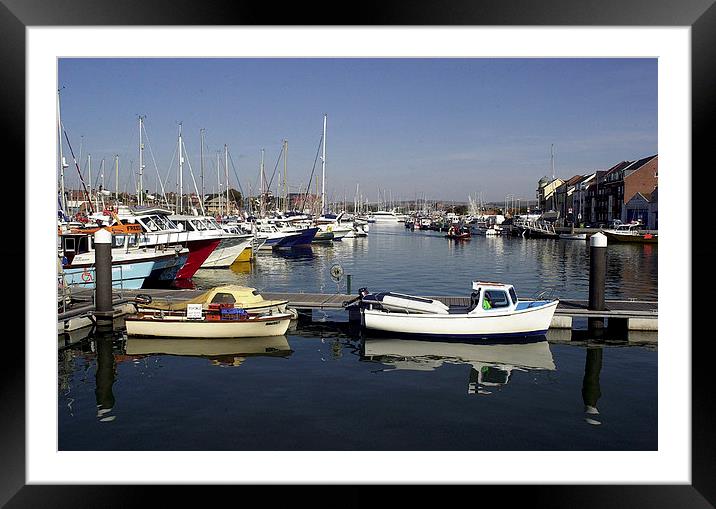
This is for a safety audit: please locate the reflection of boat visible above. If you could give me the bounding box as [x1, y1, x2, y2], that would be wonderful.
[137, 285, 289, 315]
[362, 337, 555, 393]
[559, 233, 587, 240]
[125, 309, 292, 338]
[359, 281, 559, 339]
[125, 335, 292, 360]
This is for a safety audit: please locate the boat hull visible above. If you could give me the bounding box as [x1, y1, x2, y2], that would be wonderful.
[603, 231, 657, 243]
[176, 239, 222, 279]
[125, 314, 292, 338]
[362, 301, 558, 339]
[200, 236, 253, 268]
[276, 227, 319, 247]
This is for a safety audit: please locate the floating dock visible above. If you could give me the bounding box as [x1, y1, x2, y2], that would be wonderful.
[58, 288, 657, 332]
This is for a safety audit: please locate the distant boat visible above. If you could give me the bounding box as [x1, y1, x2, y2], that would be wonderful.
[602, 223, 657, 244]
[359, 281, 559, 340]
[368, 210, 402, 223]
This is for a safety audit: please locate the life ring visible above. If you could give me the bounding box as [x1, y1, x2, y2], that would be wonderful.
[81, 270, 93, 282]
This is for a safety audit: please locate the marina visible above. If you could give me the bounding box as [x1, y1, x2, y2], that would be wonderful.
[55, 58, 660, 454]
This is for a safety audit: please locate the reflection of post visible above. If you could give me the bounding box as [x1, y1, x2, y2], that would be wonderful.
[588, 232, 607, 334]
[95, 334, 116, 422]
[581, 347, 603, 425]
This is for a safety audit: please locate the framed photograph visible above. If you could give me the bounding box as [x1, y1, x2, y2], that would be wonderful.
[6, 0, 709, 505]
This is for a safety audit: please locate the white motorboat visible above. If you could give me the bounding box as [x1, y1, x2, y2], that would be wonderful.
[602, 223, 657, 244]
[367, 210, 402, 223]
[59, 231, 188, 289]
[359, 281, 559, 340]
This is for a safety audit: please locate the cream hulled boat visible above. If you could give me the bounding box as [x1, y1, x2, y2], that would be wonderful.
[125, 310, 291, 338]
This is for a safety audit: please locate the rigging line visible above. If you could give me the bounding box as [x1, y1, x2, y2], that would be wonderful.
[265, 143, 284, 192]
[301, 134, 323, 212]
[141, 122, 171, 208]
[227, 150, 245, 196]
[161, 137, 178, 197]
[180, 139, 206, 215]
[62, 127, 94, 214]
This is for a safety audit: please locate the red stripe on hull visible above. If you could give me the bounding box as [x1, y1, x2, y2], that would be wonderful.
[176, 239, 221, 279]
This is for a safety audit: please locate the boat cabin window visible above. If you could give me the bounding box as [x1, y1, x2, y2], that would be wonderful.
[210, 292, 236, 304]
[191, 219, 207, 231]
[484, 290, 510, 309]
[112, 235, 126, 248]
[64, 237, 76, 252]
[509, 288, 518, 305]
[470, 290, 481, 310]
[64, 236, 89, 254]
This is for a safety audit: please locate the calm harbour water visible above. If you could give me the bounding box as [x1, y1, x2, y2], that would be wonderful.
[58, 225, 658, 451]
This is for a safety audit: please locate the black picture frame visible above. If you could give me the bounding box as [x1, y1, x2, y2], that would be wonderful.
[5, 0, 708, 506]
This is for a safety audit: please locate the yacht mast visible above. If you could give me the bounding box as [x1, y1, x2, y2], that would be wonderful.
[283, 139, 288, 212]
[225, 144, 229, 218]
[114, 155, 119, 204]
[200, 128, 205, 210]
[57, 89, 67, 214]
[321, 113, 327, 216]
[260, 148, 265, 217]
[216, 151, 221, 216]
[139, 115, 145, 206]
[178, 122, 184, 213]
[87, 154, 92, 211]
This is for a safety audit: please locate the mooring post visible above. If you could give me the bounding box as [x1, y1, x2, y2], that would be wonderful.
[588, 232, 607, 334]
[93, 228, 114, 331]
[346, 274, 352, 295]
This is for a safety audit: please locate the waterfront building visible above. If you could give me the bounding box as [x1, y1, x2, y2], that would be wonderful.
[624, 187, 658, 229]
[572, 172, 598, 226]
[555, 174, 588, 225]
[536, 176, 564, 213]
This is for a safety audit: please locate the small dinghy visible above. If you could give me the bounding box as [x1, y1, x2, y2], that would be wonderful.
[445, 225, 471, 240]
[359, 281, 558, 340]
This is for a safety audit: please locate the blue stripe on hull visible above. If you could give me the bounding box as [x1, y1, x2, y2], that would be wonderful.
[276, 227, 318, 248]
[364, 328, 549, 344]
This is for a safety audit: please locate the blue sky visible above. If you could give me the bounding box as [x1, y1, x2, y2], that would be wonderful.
[57, 58, 657, 203]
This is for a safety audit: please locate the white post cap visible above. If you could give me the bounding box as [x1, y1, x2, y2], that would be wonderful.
[590, 232, 607, 247]
[94, 228, 112, 244]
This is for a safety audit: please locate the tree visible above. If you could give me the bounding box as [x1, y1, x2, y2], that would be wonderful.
[228, 188, 243, 208]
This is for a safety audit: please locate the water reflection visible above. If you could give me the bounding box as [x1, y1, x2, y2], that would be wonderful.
[582, 346, 603, 425]
[271, 246, 316, 261]
[361, 336, 555, 395]
[124, 335, 293, 367]
[95, 333, 117, 422]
